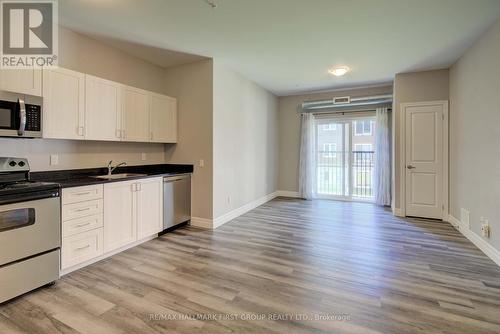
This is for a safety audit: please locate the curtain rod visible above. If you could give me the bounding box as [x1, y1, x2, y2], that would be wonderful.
[300, 105, 392, 115]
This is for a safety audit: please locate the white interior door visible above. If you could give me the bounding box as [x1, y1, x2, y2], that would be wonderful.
[404, 102, 446, 219]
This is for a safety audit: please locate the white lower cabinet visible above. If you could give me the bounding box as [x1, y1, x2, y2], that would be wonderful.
[62, 229, 103, 269]
[61, 185, 104, 271]
[103, 180, 137, 252]
[137, 177, 163, 239]
[61, 178, 163, 273]
[103, 177, 163, 253]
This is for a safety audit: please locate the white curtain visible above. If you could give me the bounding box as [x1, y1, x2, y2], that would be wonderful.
[374, 107, 391, 206]
[298, 113, 316, 199]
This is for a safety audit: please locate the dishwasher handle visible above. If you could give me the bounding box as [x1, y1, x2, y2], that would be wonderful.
[163, 174, 191, 183]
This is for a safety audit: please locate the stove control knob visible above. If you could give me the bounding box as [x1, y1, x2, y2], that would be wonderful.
[9, 161, 17, 167]
[18, 161, 25, 167]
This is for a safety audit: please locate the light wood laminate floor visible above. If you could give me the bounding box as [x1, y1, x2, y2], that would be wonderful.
[1, 198, 500, 334]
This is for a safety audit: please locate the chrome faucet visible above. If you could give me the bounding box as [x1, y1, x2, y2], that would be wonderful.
[107, 160, 127, 175]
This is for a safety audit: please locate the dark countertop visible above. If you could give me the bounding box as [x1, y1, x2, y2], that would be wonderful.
[30, 164, 193, 188]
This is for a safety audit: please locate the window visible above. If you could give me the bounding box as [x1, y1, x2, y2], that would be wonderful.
[315, 118, 375, 200]
[323, 143, 337, 157]
[322, 123, 337, 131]
[354, 120, 373, 136]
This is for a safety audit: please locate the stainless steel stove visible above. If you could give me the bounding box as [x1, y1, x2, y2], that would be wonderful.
[0, 157, 60, 304]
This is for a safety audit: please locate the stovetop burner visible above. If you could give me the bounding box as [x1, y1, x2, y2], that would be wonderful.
[0, 158, 60, 203]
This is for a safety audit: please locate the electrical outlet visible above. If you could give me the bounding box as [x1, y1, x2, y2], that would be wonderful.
[50, 154, 59, 166]
[141, 153, 147, 161]
[227, 196, 231, 204]
[461, 208, 470, 229]
[199, 159, 205, 167]
[480, 217, 491, 238]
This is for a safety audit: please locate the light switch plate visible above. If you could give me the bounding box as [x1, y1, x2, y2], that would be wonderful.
[50, 154, 59, 166]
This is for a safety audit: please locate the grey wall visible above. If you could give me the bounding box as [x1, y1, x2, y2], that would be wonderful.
[278, 85, 393, 193]
[392, 69, 450, 209]
[213, 61, 279, 219]
[164, 60, 214, 220]
[449, 19, 500, 251]
[0, 27, 168, 171]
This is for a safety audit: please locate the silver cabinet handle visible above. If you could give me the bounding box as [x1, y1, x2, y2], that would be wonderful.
[75, 207, 91, 212]
[18, 98, 26, 136]
[73, 191, 91, 196]
[75, 245, 90, 251]
[75, 222, 91, 228]
[407, 165, 416, 169]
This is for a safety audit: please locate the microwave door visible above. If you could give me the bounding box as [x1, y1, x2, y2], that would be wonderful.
[0, 100, 17, 137]
[0, 107, 12, 128]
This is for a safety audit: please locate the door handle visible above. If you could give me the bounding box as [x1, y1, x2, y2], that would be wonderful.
[407, 165, 416, 169]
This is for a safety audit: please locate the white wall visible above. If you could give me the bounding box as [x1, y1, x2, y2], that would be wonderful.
[449, 19, 500, 252]
[164, 60, 214, 220]
[0, 27, 168, 171]
[213, 62, 279, 219]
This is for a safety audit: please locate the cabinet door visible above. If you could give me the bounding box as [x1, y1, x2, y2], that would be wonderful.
[85, 74, 122, 141]
[122, 86, 150, 142]
[0, 68, 42, 96]
[150, 93, 177, 143]
[103, 181, 136, 252]
[137, 177, 163, 239]
[43, 68, 85, 139]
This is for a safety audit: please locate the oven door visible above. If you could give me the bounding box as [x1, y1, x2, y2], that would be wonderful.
[0, 197, 60, 266]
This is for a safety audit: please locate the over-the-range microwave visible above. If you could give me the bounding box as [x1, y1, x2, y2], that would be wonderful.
[0, 90, 42, 138]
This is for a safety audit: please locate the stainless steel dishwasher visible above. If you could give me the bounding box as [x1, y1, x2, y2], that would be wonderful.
[163, 174, 191, 232]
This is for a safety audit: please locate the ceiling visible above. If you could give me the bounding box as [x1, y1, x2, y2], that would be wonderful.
[59, 0, 500, 96]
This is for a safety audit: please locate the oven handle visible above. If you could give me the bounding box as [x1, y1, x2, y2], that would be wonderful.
[0, 189, 59, 206]
[17, 98, 26, 136]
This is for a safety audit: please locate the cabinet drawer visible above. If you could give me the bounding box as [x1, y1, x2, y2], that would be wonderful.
[62, 228, 103, 269]
[62, 199, 103, 221]
[62, 185, 103, 205]
[63, 214, 103, 237]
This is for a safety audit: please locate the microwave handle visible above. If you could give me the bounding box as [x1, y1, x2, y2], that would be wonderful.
[17, 98, 26, 136]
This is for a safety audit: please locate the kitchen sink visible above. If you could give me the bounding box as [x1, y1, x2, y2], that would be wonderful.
[91, 173, 147, 180]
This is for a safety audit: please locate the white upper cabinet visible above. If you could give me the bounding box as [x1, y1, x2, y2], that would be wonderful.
[43, 68, 85, 139]
[122, 86, 150, 142]
[150, 93, 178, 143]
[137, 177, 163, 239]
[85, 74, 122, 141]
[0, 68, 42, 96]
[0, 66, 177, 144]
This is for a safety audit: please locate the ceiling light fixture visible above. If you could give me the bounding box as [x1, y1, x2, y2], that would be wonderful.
[329, 66, 350, 77]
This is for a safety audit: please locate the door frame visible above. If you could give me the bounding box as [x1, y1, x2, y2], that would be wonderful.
[399, 100, 449, 220]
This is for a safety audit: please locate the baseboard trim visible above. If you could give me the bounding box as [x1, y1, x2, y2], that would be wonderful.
[392, 207, 404, 217]
[190, 217, 213, 229]
[275, 190, 301, 198]
[212, 191, 279, 229]
[447, 214, 500, 267]
[191, 191, 283, 230]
